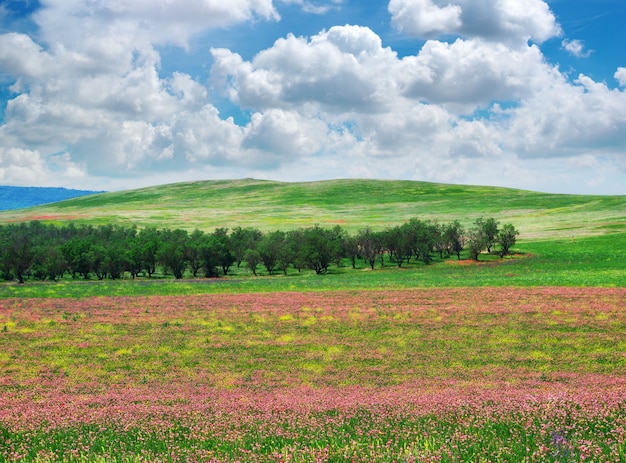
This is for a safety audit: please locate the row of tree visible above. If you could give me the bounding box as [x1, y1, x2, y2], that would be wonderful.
[0, 218, 518, 283]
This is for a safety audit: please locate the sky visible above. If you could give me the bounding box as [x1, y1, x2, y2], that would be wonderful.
[0, 0, 625, 194]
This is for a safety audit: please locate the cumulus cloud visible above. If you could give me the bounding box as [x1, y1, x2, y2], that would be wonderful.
[388, 0, 462, 37]
[243, 109, 327, 159]
[0, 147, 86, 186]
[389, 0, 561, 44]
[505, 74, 626, 158]
[398, 39, 555, 110]
[210, 21, 626, 188]
[211, 25, 400, 112]
[0, 0, 285, 186]
[0, 0, 624, 193]
[34, 0, 279, 49]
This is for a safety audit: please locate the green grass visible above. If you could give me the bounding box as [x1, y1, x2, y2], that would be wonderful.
[1, 178, 624, 238]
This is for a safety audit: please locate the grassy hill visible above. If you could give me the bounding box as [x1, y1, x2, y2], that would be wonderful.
[0, 178, 624, 240]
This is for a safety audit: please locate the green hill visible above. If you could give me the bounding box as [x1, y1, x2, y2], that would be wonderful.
[0, 178, 624, 239]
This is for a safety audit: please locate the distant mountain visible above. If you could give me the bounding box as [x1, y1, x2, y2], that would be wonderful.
[0, 186, 103, 211]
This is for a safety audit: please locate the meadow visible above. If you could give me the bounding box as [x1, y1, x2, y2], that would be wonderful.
[0, 179, 625, 462]
[1, 288, 625, 462]
[1, 179, 625, 238]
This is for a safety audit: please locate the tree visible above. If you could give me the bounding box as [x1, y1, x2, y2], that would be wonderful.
[127, 239, 143, 279]
[257, 230, 285, 275]
[212, 228, 234, 276]
[199, 235, 220, 278]
[31, 245, 67, 281]
[466, 227, 487, 261]
[431, 221, 447, 259]
[62, 236, 92, 279]
[497, 223, 519, 257]
[358, 227, 383, 270]
[97, 225, 134, 279]
[158, 229, 188, 279]
[243, 249, 261, 276]
[342, 234, 359, 269]
[187, 229, 205, 277]
[102, 242, 129, 279]
[475, 217, 499, 253]
[386, 225, 412, 268]
[444, 221, 465, 260]
[137, 227, 161, 277]
[230, 227, 262, 267]
[276, 234, 296, 275]
[286, 228, 306, 272]
[408, 219, 437, 265]
[301, 225, 341, 274]
[90, 244, 108, 280]
[0, 224, 36, 283]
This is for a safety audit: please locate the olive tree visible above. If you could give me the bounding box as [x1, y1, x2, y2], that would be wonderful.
[497, 223, 519, 257]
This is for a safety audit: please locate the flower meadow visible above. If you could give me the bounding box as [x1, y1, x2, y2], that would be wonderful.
[1, 287, 625, 462]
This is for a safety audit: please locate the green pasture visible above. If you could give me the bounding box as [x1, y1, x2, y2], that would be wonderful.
[1, 178, 624, 238]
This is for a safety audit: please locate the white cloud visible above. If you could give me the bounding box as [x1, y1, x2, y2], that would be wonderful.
[0, 0, 283, 185]
[388, 0, 462, 37]
[504, 74, 626, 158]
[210, 22, 626, 191]
[388, 0, 561, 44]
[0, 0, 624, 194]
[561, 39, 591, 58]
[0, 147, 87, 186]
[615, 67, 626, 87]
[399, 39, 554, 110]
[243, 109, 327, 159]
[211, 25, 400, 112]
[34, 0, 279, 49]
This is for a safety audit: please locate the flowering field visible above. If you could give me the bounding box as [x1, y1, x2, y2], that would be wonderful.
[1, 288, 625, 462]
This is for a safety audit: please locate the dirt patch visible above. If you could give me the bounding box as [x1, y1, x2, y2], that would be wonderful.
[21, 214, 80, 221]
[445, 253, 529, 265]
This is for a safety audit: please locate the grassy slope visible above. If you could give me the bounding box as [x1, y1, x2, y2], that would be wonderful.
[0, 178, 624, 297]
[0, 178, 624, 239]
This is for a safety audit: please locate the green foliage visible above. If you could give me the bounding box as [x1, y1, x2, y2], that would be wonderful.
[444, 220, 465, 260]
[498, 223, 519, 257]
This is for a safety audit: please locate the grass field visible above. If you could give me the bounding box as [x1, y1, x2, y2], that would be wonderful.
[0, 179, 625, 462]
[1, 179, 625, 239]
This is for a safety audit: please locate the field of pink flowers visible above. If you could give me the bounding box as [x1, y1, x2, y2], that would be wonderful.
[1, 287, 625, 462]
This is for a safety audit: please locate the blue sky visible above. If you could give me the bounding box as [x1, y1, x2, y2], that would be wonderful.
[0, 0, 625, 194]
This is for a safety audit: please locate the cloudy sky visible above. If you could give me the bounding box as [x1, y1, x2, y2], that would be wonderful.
[0, 0, 625, 194]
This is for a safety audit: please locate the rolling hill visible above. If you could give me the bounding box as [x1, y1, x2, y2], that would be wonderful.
[0, 178, 624, 240]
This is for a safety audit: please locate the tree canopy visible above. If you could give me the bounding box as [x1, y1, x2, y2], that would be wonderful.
[0, 217, 519, 282]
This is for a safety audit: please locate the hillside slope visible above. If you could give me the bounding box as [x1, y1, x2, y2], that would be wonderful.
[0, 178, 624, 239]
